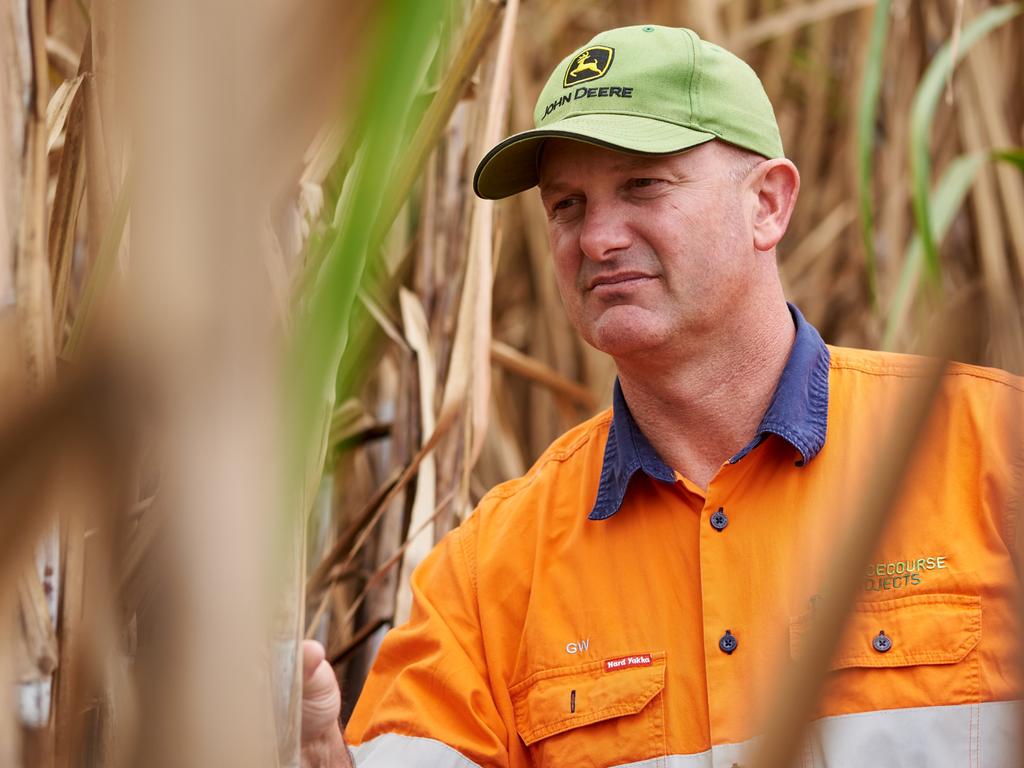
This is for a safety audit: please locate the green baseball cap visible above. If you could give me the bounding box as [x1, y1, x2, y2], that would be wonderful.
[473, 24, 784, 200]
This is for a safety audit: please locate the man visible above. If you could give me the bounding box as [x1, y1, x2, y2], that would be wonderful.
[301, 24, 1023, 767]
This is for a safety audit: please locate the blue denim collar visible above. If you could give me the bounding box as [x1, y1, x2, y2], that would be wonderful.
[589, 303, 830, 521]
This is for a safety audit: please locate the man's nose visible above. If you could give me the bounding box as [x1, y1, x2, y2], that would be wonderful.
[578, 201, 632, 261]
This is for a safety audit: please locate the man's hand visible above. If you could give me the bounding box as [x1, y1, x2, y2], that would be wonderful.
[300, 639, 353, 768]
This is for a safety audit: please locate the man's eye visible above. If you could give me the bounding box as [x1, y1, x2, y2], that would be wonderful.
[631, 178, 661, 189]
[551, 198, 579, 213]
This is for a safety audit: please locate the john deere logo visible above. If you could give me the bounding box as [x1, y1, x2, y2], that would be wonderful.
[563, 46, 614, 87]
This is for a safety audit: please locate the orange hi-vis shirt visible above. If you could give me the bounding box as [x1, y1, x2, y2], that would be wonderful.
[346, 306, 1024, 767]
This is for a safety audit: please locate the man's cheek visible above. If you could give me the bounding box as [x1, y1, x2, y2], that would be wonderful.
[545, 267, 579, 318]
[548, 255, 580, 295]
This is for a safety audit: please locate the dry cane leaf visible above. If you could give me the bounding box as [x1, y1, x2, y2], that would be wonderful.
[16, 568, 58, 681]
[48, 38, 90, 346]
[490, 339, 597, 411]
[440, 0, 520, 475]
[731, 0, 875, 51]
[394, 288, 437, 625]
[45, 74, 85, 154]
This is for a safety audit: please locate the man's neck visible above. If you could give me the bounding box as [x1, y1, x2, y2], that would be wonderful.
[616, 300, 796, 490]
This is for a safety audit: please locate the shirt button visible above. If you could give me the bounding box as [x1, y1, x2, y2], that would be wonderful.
[719, 629, 738, 655]
[872, 631, 892, 653]
[710, 508, 728, 531]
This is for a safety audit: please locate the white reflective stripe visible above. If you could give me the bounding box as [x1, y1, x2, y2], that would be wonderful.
[612, 750, 712, 767]
[809, 699, 1023, 767]
[609, 700, 1023, 768]
[612, 746, 759, 768]
[350, 733, 482, 768]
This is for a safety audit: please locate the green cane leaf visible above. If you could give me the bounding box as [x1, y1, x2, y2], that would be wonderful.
[856, 0, 892, 306]
[908, 2, 1022, 286]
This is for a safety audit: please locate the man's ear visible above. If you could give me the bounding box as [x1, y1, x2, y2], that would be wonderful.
[751, 158, 800, 252]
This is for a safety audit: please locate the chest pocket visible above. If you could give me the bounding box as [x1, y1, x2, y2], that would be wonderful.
[509, 652, 667, 768]
[791, 593, 982, 716]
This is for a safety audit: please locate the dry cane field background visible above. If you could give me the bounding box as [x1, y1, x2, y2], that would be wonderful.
[2, 0, 1023, 766]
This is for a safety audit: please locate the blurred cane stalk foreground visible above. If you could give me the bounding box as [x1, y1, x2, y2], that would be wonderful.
[1, 1, 1022, 767]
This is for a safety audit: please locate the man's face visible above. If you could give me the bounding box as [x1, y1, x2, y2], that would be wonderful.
[537, 139, 761, 361]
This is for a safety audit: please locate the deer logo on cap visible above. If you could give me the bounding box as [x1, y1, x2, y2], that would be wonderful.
[563, 46, 614, 87]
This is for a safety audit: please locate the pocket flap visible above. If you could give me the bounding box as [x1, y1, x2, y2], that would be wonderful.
[790, 593, 981, 670]
[509, 652, 666, 745]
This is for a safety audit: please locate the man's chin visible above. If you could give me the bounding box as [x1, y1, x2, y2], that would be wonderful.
[585, 323, 666, 360]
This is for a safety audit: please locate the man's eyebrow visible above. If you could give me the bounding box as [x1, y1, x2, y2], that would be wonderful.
[539, 155, 680, 192]
[609, 154, 669, 172]
[537, 178, 575, 196]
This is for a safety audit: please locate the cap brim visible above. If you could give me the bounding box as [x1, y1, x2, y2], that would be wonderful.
[473, 113, 717, 200]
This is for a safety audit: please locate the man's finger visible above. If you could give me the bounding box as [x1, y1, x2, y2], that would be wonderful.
[301, 651, 343, 744]
[302, 639, 326, 681]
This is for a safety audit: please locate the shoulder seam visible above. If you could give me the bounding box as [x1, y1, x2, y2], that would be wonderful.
[944, 366, 1024, 393]
[483, 412, 612, 503]
[830, 356, 1024, 393]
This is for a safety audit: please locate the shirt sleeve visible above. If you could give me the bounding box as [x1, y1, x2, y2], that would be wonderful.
[344, 513, 509, 767]
[1005, 398, 1024, 576]
[984, 375, 1024, 576]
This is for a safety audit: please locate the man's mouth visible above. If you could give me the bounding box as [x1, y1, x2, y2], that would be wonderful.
[587, 272, 655, 291]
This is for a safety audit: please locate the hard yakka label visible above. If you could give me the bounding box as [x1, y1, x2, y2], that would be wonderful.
[604, 653, 652, 672]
